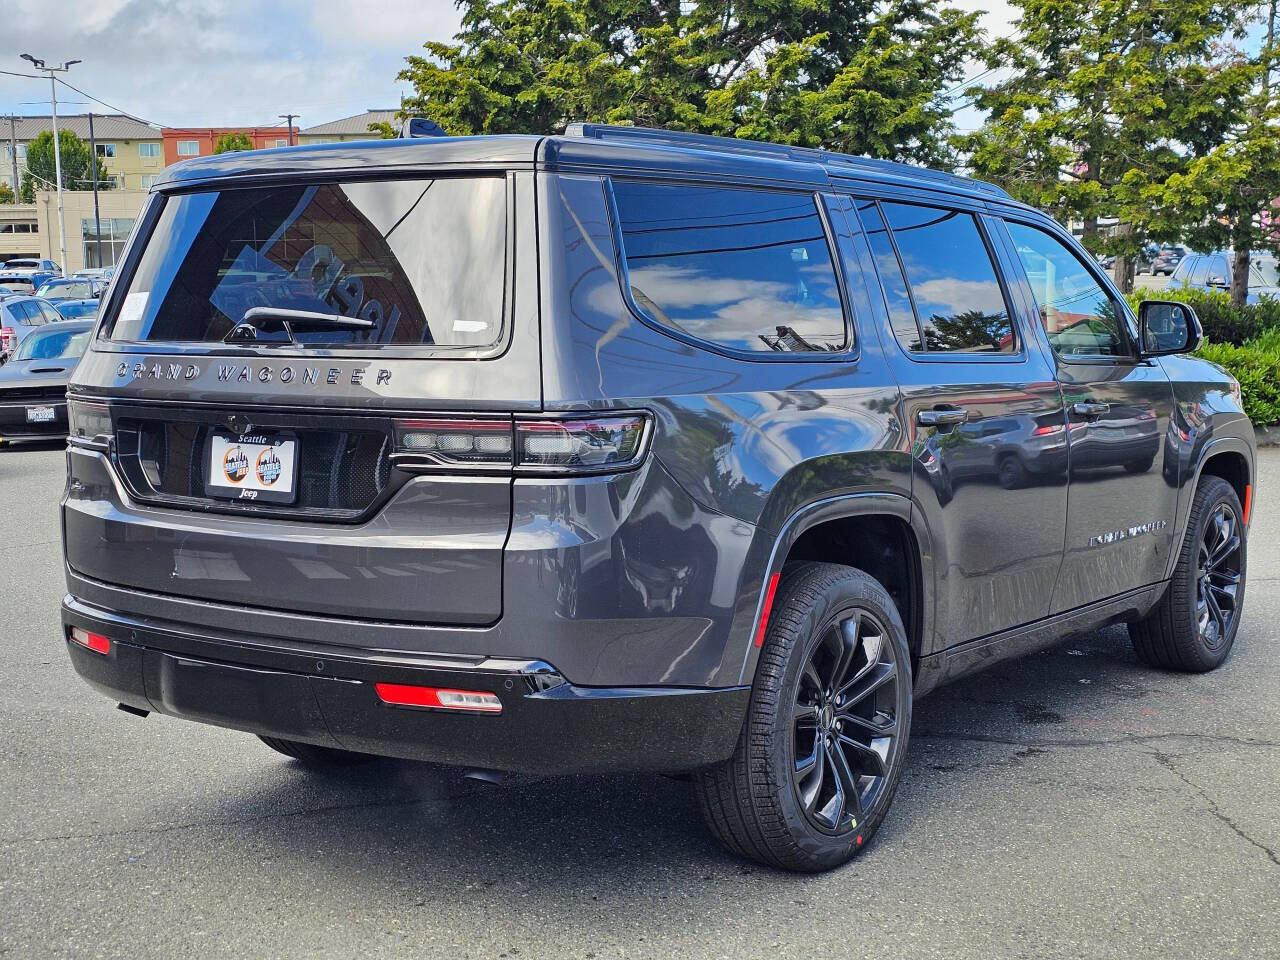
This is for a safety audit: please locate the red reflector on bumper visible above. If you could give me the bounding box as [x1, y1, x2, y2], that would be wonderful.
[70, 627, 111, 655]
[374, 683, 502, 713]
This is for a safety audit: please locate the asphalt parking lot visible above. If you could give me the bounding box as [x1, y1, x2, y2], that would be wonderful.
[1, 443, 1277, 960]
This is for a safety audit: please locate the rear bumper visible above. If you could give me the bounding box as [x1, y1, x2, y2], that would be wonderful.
[61, 596, 749, 775]
[0, 399, 67, 440]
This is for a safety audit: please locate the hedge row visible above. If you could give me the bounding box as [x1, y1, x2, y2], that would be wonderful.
[1124, 287, 1280, 425]
[1124, 287, 1280, 347]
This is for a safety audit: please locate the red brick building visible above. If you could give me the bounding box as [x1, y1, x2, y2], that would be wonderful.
[161, 127, 300, 165]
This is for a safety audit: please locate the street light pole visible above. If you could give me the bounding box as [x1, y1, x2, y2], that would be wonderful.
[19, 54, 80, 275]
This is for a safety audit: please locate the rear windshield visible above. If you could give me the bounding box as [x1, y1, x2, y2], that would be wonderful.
[14, 326, 91, 361]
[104, 177, 507, 349]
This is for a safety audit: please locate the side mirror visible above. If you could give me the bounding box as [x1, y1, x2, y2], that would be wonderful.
[1140, 300, 1202, 356]
[1207, 275, 1227, 288]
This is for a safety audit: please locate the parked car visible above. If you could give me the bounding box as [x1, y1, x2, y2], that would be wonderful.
[0, 272, 37, 295]
[59, 125, 1254, 872]
[71, 267, 113, 281]
[1134, 243, 1161, 274]
[1168, 251, 1280, 303]
[0, 320, 92, 444]
[3, 257, 61, 277]
[52, 299, 100, 321]
[1151, 245, 1186, 276]
[34, 277, 105, 304]
[0, 295, 64, 361]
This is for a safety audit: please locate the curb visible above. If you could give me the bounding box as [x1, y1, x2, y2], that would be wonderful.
[1255, 424, 1280, 448]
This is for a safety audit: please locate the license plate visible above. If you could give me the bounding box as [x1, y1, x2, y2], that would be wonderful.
[26, 406, 55, 423]
[206, 432, 298, 504]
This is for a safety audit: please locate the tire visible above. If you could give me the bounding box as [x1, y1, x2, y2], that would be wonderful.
[694, 562, 912, 872]
[258, 736, 376, 768]
[997, 454, 1028, 489]
[1129, 476, 1246, 671]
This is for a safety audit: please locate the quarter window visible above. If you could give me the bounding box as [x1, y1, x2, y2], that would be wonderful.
[610, 180, 847, 354]
[1005, 221, 1129, 358]
[857, 200, 921, 351]
[880, 202, 1014, 353]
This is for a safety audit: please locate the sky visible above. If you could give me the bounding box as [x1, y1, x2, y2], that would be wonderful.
[0, 0, 1017, 132]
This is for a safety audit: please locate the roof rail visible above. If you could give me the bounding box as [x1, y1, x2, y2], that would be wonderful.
[563, 122, 1012, 201]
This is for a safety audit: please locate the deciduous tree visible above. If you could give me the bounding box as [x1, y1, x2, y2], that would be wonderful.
[20, 130, 112, 202]
[213, 132, 254, 153]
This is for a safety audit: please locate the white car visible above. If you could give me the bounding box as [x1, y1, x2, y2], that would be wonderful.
[2, 258, 61, 277]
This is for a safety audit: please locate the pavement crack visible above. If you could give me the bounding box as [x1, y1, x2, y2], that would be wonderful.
[914, 730, 1280, 750]
[1152, 751, 1280, 869]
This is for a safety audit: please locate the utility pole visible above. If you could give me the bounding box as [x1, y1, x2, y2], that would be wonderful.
[278, 113, 298, 146]
[87, 112, 102, 268]
[6, 115, 17, 202]
[19, 54, 80, 274]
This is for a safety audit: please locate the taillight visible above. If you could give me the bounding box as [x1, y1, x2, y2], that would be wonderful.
[67, 399, 113, 448]
[516, 415, 648, 471]
[0, 327, 14, 353]
[1032, 424, 1064, 436]
[394, 418, 514, 467]
[393, 413, 651, 475]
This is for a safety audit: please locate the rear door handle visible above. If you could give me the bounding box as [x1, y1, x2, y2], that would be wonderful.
[917, 407, 969, 427]
[1071, 401, 1110, 419]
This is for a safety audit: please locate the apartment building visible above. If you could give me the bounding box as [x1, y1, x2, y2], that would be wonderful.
[297, 109, 398, 144]
[3, 114, 164, 194]
[160, 126, 299, 165]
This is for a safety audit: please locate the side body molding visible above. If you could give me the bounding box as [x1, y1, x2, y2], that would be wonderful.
[734, 492, 935, 687]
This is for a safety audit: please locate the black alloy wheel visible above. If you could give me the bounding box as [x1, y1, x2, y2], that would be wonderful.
[1195, 501, 1242, 648]
[792, 606, 901, 835]
[695, 562, 912, 871]
[1131, 475, 1247, 672]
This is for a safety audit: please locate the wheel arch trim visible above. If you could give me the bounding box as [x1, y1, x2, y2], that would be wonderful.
[1165, 434, 1255, 581]
[735, 491, 934, 686]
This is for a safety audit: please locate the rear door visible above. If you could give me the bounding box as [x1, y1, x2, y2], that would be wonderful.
[998, 217, 1178, 613]
[850, 197, 1069, 648]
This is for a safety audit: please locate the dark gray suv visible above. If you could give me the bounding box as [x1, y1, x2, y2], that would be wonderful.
[61, 125, 1254, 871]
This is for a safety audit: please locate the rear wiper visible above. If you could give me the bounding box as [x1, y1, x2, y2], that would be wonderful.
[225, 307, 375, 345]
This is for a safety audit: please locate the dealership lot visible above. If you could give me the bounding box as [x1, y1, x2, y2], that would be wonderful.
[1, 443, 1277, 960]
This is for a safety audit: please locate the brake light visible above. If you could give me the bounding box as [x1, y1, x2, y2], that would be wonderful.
[1032, 424, 1064, 436]
[0, 327, 14, 354]
[70, 627, 111, 655]
[374, 683, 502, 713]
[393, 413, 651, 474]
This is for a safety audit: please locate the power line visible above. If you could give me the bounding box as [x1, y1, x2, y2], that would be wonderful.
[53, 75, 164, 128]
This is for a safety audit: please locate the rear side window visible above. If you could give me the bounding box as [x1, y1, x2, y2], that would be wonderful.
[105, 177, 507, 349]
[876, 202, 1014, 354]
[1188, 257, 1209, 285]
[610, 180, 847, 354]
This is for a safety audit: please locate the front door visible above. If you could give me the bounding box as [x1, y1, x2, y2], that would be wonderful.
[1000, 219, 1178, 613]
[849, 197, 1070, 649]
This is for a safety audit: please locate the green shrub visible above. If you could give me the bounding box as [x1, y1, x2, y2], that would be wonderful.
[1127, 287, 1280, 346]
[1196, 340, 1280, 426]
